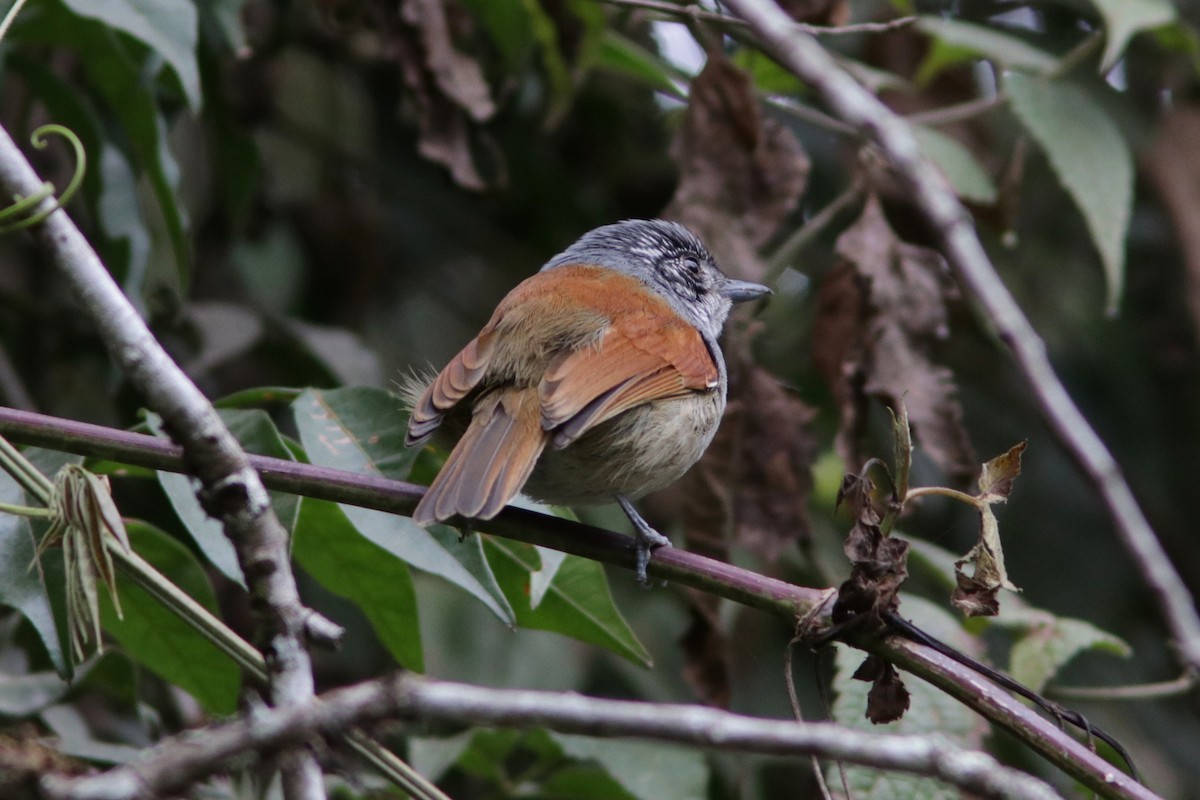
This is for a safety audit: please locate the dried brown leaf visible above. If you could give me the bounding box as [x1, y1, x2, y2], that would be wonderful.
[819, 194, 976, 482]
[978, 440, 1027, 501]
[866, 660, 911, 724]
[401, 0, 495, 122]
[850, 655, 911, 725]
[389, 0, 496, 189]
[663, 49, 809, 275]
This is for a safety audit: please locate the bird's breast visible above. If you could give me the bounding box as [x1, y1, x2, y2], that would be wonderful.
[522, 387, 724, 506]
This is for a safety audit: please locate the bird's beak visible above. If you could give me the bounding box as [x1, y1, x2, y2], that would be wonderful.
[719, 278, 772, 303]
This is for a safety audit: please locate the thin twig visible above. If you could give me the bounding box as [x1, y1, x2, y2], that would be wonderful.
[1048, 673, 1197, 702]
[597, 0, 917, 36]
[38, 673, 1061, 800]
[764, 175, 864, 283]
[906, 93, 1008, 127]
[722, 0, 1200, 676]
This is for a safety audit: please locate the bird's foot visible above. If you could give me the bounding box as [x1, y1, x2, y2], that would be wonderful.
[617, 495, 671, 586]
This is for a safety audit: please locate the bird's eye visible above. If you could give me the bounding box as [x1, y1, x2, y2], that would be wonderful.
[683, 257, 701, 275]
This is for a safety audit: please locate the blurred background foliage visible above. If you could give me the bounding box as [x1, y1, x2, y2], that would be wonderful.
[2, 0, 1200, 797]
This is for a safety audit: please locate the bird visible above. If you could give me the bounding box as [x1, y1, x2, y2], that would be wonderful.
[403, 219, 770, 583]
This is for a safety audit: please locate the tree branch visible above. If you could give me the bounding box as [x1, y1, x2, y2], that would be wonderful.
[0, 407, 1159, 800]
[37, 672, 1060, 800]
[721, 0, 1200, 675]
[0, 125, 335, 800]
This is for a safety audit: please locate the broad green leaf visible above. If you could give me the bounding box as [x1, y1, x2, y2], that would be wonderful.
[0, 670, 74, 716]
[1007, 74, 1133, 312]
[484, 537, 650, 667]
[552, 734, 708, 800]
[153, 409, 299, 587]
[912, 125, 998, 204]
[1009, 617, 1130, 692]
[293, 497, 423, 670]
[1086, 0, 1176, 71]
[0, 513, 66, 676]
[292, 387, 514, 624]
[989, 604, 1131, 692]
[916, 17, 1058, 83]
[101, 521, 240, 715]
[830, 595, 985, 798]
[59, 0, 201, 109]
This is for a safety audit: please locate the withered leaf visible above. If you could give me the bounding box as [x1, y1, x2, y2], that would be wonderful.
[866, 660, 911, 724]
[951, 569, 1001, 617]
[978, 440, 1027, 501]
[951, 442, 1026, 616]
[390, 0, 496, 189]
[818, 195, 976, 483]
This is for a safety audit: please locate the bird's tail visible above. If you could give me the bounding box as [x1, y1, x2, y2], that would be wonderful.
[412, 388, 546, 525]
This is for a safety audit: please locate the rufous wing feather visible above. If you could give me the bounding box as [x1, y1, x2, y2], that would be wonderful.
[412, 388, 546, 525]
[406, 329, 497, 446]
[539, 313, 718, 447]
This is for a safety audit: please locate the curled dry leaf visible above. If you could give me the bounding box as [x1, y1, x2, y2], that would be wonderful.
[951, 441, 1026, 617]
[814, 194, 977, 484]
[33, 465, 132, 661]
[852, 655, 912, 725]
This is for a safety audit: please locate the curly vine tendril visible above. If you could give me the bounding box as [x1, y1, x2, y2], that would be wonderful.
[0, 124, 87, 234]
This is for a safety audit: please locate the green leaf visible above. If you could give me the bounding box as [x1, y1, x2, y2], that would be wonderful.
[597, 31, 678, 94]
[912, 125, 998, 204]
[1007, 74, 1133, 312]
[483, 536, 650, 666]
[1085, 0, 1177, 71]
[59, 0, 201, 109]
[293, 497, 423, 670]
[0, 669, 74, 716]
[552, 733, 708, 800]
[916, 16, 1058, 81]
[830, 595, 985, 798]
[292, 387, 514, 624]
[153, 409, 299, 587]
[101, 521, 241, 715]
[989, 604, 1131, 692]
[0, 455, 69, 676]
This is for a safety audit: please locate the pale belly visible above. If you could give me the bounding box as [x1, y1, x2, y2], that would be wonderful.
[523, 389, 724, 505]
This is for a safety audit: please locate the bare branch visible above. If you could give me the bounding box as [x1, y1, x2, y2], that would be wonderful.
[595, 0, 917, 36]
[0, 124, 335, 800]
[0, 408, 1160, 799]
[37, 673, 1059, 800]
[721, 0, 1200, 674]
